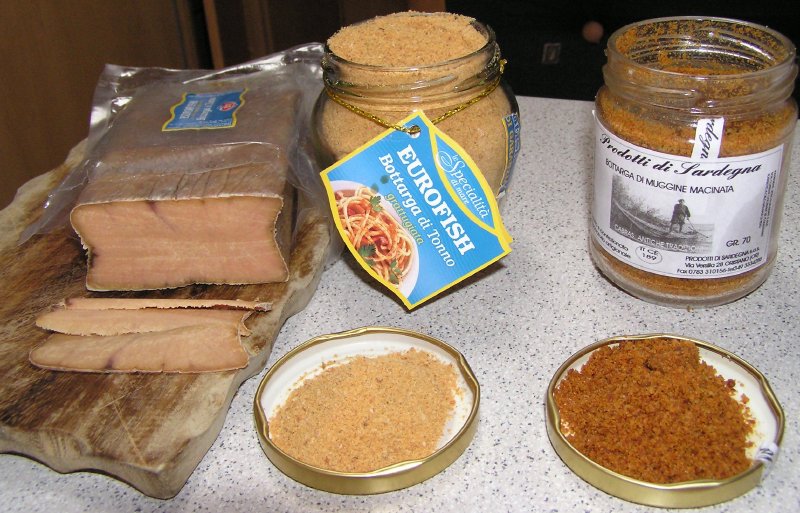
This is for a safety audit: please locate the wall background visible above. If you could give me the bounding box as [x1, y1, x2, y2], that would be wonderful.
[2, 0, 797, 209]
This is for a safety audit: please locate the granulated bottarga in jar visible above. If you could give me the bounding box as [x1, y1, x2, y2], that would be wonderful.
[591, 18, 797, 307]
[314, 11, 520, 197]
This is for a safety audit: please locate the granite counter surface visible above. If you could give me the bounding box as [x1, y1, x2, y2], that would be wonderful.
[2, 96, 798, 512]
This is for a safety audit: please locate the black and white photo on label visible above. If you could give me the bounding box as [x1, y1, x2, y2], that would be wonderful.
[609, 175, 713, 253]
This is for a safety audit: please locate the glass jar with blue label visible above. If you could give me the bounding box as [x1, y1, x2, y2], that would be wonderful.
[312, 12, 521, 200]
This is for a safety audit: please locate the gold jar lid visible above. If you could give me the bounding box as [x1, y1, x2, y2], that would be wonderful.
[546, 333, 784, 508]
[254, 326, 480, 494]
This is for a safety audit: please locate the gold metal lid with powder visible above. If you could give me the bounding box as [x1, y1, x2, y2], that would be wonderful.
[254, 326, 480, 495]
[546, 333, 784, 508]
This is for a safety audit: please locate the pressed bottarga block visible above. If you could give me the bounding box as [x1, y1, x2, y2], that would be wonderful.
[70, 77, 299, 291]
[72, 190, 292, 291]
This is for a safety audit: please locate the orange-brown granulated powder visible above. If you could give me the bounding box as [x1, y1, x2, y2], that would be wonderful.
[553, 338, 755, 483]
[268, 349, 458, 473]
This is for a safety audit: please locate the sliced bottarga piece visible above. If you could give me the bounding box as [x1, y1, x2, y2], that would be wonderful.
[29, 325, 249, 373]
[68, 81, 299, 291]
[61, 297, 271, 311]
[36, 308, 254, 337]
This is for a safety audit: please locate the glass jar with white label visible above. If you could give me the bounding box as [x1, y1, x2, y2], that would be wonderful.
[591, 17, 797, 308]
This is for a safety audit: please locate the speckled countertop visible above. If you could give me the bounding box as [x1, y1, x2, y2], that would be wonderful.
[2, 97, 798, 512]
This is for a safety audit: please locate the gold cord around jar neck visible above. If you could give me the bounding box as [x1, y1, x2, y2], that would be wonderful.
[324, 59, 507, 135]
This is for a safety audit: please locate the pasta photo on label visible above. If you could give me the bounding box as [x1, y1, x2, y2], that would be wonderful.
[332, 182, 420, 297]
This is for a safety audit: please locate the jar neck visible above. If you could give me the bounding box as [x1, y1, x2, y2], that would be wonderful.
[603, 17, 797, 113]
[322, 28, 503, 110]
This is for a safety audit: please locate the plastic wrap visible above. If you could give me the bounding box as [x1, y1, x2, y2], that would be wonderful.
[19, 43, 340, 264]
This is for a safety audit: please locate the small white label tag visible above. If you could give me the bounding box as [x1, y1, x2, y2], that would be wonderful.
[691, 118, 725, 159]
[755, 442, 780, 476]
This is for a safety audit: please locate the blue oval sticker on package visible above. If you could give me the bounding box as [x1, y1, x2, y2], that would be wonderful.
[322, 112, 512, 309]
[162, 90, 245, 131]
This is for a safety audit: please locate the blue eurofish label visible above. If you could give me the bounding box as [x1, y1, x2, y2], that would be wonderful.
[162, 90, 245, 130]
[321, 112, 512, 309]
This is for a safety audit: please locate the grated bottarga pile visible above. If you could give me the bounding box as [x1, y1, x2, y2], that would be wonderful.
[554, 337, 755, 483]
[269, 348, 458, 472]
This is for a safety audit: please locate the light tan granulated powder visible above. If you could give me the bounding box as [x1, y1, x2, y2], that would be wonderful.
[268, 348, 459, 473]
[328, 12, 488, 66]
[317, 11, 517, 196]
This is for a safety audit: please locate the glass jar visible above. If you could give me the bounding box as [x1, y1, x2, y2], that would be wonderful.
[311, 17, 520, 199]
[591, 17, 797, 308]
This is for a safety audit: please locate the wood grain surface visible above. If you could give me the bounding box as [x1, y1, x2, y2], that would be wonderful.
[0, 143, 331, 498]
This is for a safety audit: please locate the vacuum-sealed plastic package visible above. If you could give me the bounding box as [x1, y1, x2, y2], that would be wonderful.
[20, 43, 337, 290]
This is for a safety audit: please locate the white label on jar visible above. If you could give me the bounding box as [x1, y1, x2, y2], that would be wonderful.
[755, 442, 780, 476]
[691, 118, 725, 159]
[592, 115, 784, 279]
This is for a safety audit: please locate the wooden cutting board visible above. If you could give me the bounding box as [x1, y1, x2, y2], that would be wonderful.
[0, 142, 331, 498]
